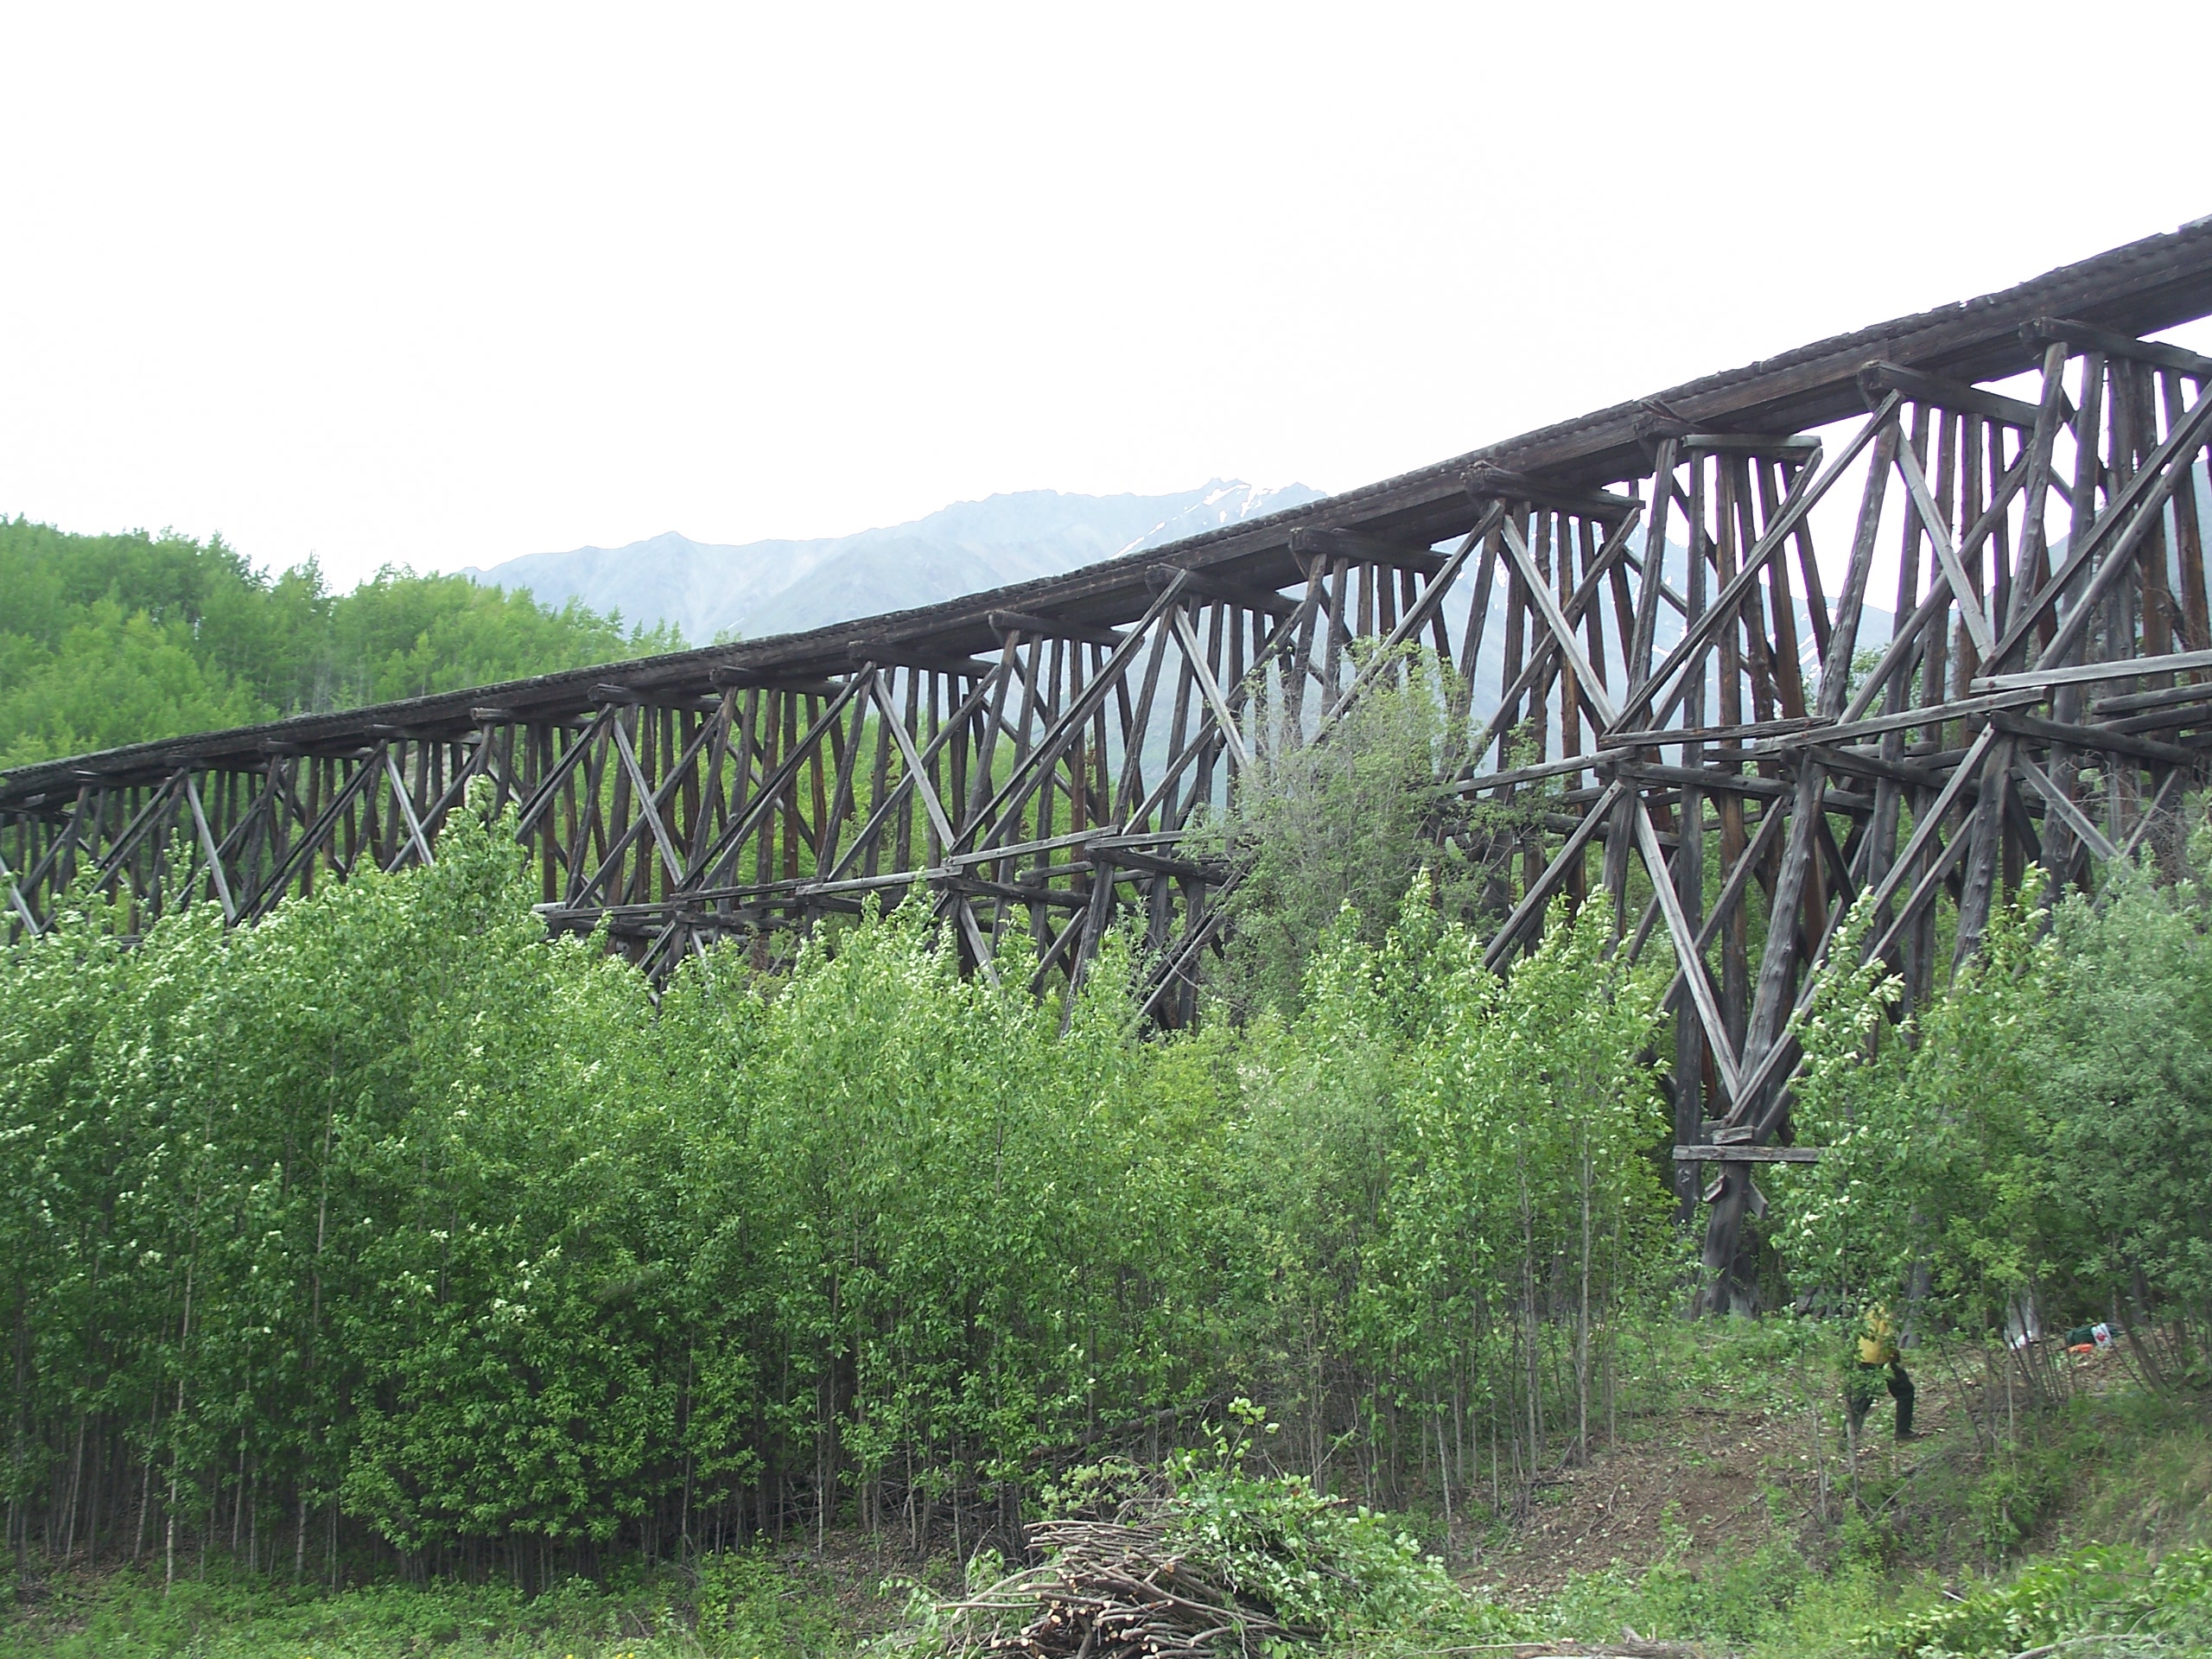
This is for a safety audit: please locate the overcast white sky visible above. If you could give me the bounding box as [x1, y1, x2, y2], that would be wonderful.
[3, 3, 2209, 591]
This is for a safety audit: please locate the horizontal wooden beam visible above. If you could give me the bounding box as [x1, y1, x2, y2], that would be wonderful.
[2022, 315, 2212, 378]
[707, 668, 849, 697]
[1678, 433, 1821, 457]
[846, 641, 999, 678]
[1143, 565, 1297, 618]
[1991, 709, 2197, 767]
[2092, 680, 2212, 716]
[1288, 526, 1449, 575]
[1857, 359, 2045, 429]
[1674, 1144, 1821, 1164]
[985, 610, 1127, 648]
[1462, 463, 1641, 519]
[1974, 646, 2212, 694]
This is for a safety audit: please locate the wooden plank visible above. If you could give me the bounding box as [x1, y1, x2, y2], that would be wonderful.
[1314, 503, 1505, 737]
[847, 640, 998, 678]
[1991, 709, 2196, 767]
[2093, 679, 2212, 715]
[1464, 464, 1641, 519]
[1858, 359, 2045, 429]
[1632, 798, 1745, 1109]
[1451, 747, 1635, 795]
[2022, 315, 2212, 378]
[1144, 564, 1295, 619]
[684, 676, 870, 886]
[987, 610, 1127, 648]
[608, 715, 688, 887]
[944, 827, 1111, 868]
[2013, 752, 2121, 861]
[1974, 645, 2212, 694]
[1655, 789, 1793, 1021]
[1989, 383, 2212, 667]
[2031, 384, 2212, 670]
[184, 771, 239, 919]
[0, 848, 41, 936]
[870, 675, 960, 849]
[1289, 525, 1449, 575]
[1480, 780, 1624, 971]
[1674, 1144, 1821, 1163]
[1618, 407, 1886, 732]
[1894, 433, 1999, 658]
[1612, 761, 1789, 799]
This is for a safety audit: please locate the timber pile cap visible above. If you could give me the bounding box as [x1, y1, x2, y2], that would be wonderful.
[8, 216, 2212, 809]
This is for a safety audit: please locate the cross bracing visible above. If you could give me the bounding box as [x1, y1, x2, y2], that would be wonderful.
[8, 222, 2212, 1301]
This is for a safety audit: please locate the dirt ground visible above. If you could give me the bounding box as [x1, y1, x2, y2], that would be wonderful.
[1467, 1338, 2142, 1597]
[1468, 1401, 1821, 1597]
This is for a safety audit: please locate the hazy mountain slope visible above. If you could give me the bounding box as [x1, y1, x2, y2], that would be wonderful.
[463, 481, 1325, 644]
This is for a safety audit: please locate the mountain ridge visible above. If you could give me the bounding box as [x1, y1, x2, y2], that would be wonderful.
[462, 481, 1325, 645]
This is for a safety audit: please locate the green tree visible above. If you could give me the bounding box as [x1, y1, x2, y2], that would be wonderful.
[1201, 648, 1532, 1018]
[0, 517, 683, 768]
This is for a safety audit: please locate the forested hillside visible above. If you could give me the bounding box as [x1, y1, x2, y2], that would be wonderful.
[0, 518, 682, 769]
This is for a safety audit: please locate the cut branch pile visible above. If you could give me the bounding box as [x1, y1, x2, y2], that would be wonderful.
[935, 1512, 1310, 1658]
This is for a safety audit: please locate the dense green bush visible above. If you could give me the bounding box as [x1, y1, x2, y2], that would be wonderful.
[0, 518, 681, 766]
[1866, 1542, 2212, 1657]
[0, 792, 1675, 1580]
[1777, 853, 2212, 1393]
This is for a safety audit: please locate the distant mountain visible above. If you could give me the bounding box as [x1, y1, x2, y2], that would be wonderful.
[461, 482, 1326, 645]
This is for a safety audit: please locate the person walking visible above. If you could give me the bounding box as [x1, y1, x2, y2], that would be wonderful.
[1845, 1301, 1918, 1442]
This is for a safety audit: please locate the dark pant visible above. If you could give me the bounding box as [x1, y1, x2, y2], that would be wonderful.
[1846, 1361, 1914, 1438]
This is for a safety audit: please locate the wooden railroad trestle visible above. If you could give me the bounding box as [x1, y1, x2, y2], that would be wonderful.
[10, 223, 2212, 1306]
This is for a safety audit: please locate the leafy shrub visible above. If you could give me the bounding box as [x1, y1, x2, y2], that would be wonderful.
[904, 1406, 1532, 1654]
[1967, 1447, 2072, 1563]
[1866, 1543, 2212, 1657]
[1541, 1516, 1843, 1652]
[696, 1548, 845, 1658]
[1154, 1407, 1520, 1640]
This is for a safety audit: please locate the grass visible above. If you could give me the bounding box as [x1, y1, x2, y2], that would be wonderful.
[0, 1553, 856, 1659]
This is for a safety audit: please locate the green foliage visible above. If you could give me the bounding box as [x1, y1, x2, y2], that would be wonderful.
[696, 1548, 846, 1657]
[1147, 1401, 1520, 1642]
[1224, 884, 1675, 1480]
[1202, 647, 1535, 1018]
[0, 1560, 804, 1656]
[0, 517, 682, 767]
[1864, 1542, 2212, 1657]
[1543, 1531, 1863, 1655]
[1775, 875, 2054, 1335]
[2028, 855, 2212, 1330]
[1, 781, 1677, 1578]
[1776, 851, 2212, 1364]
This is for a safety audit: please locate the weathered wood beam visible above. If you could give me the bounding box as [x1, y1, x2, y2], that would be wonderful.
[1675, 1143, 1821, 1163]
[1142, 564, 1295, 619]
[986, 610, 1128, 648]
[1991, 709, 2196, 767]
[1858, 360, 2046, 429]
[1288, 525, 1449, 575]
[2022, 315, 2212, 378]
[1463, 464, 1640, 520]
